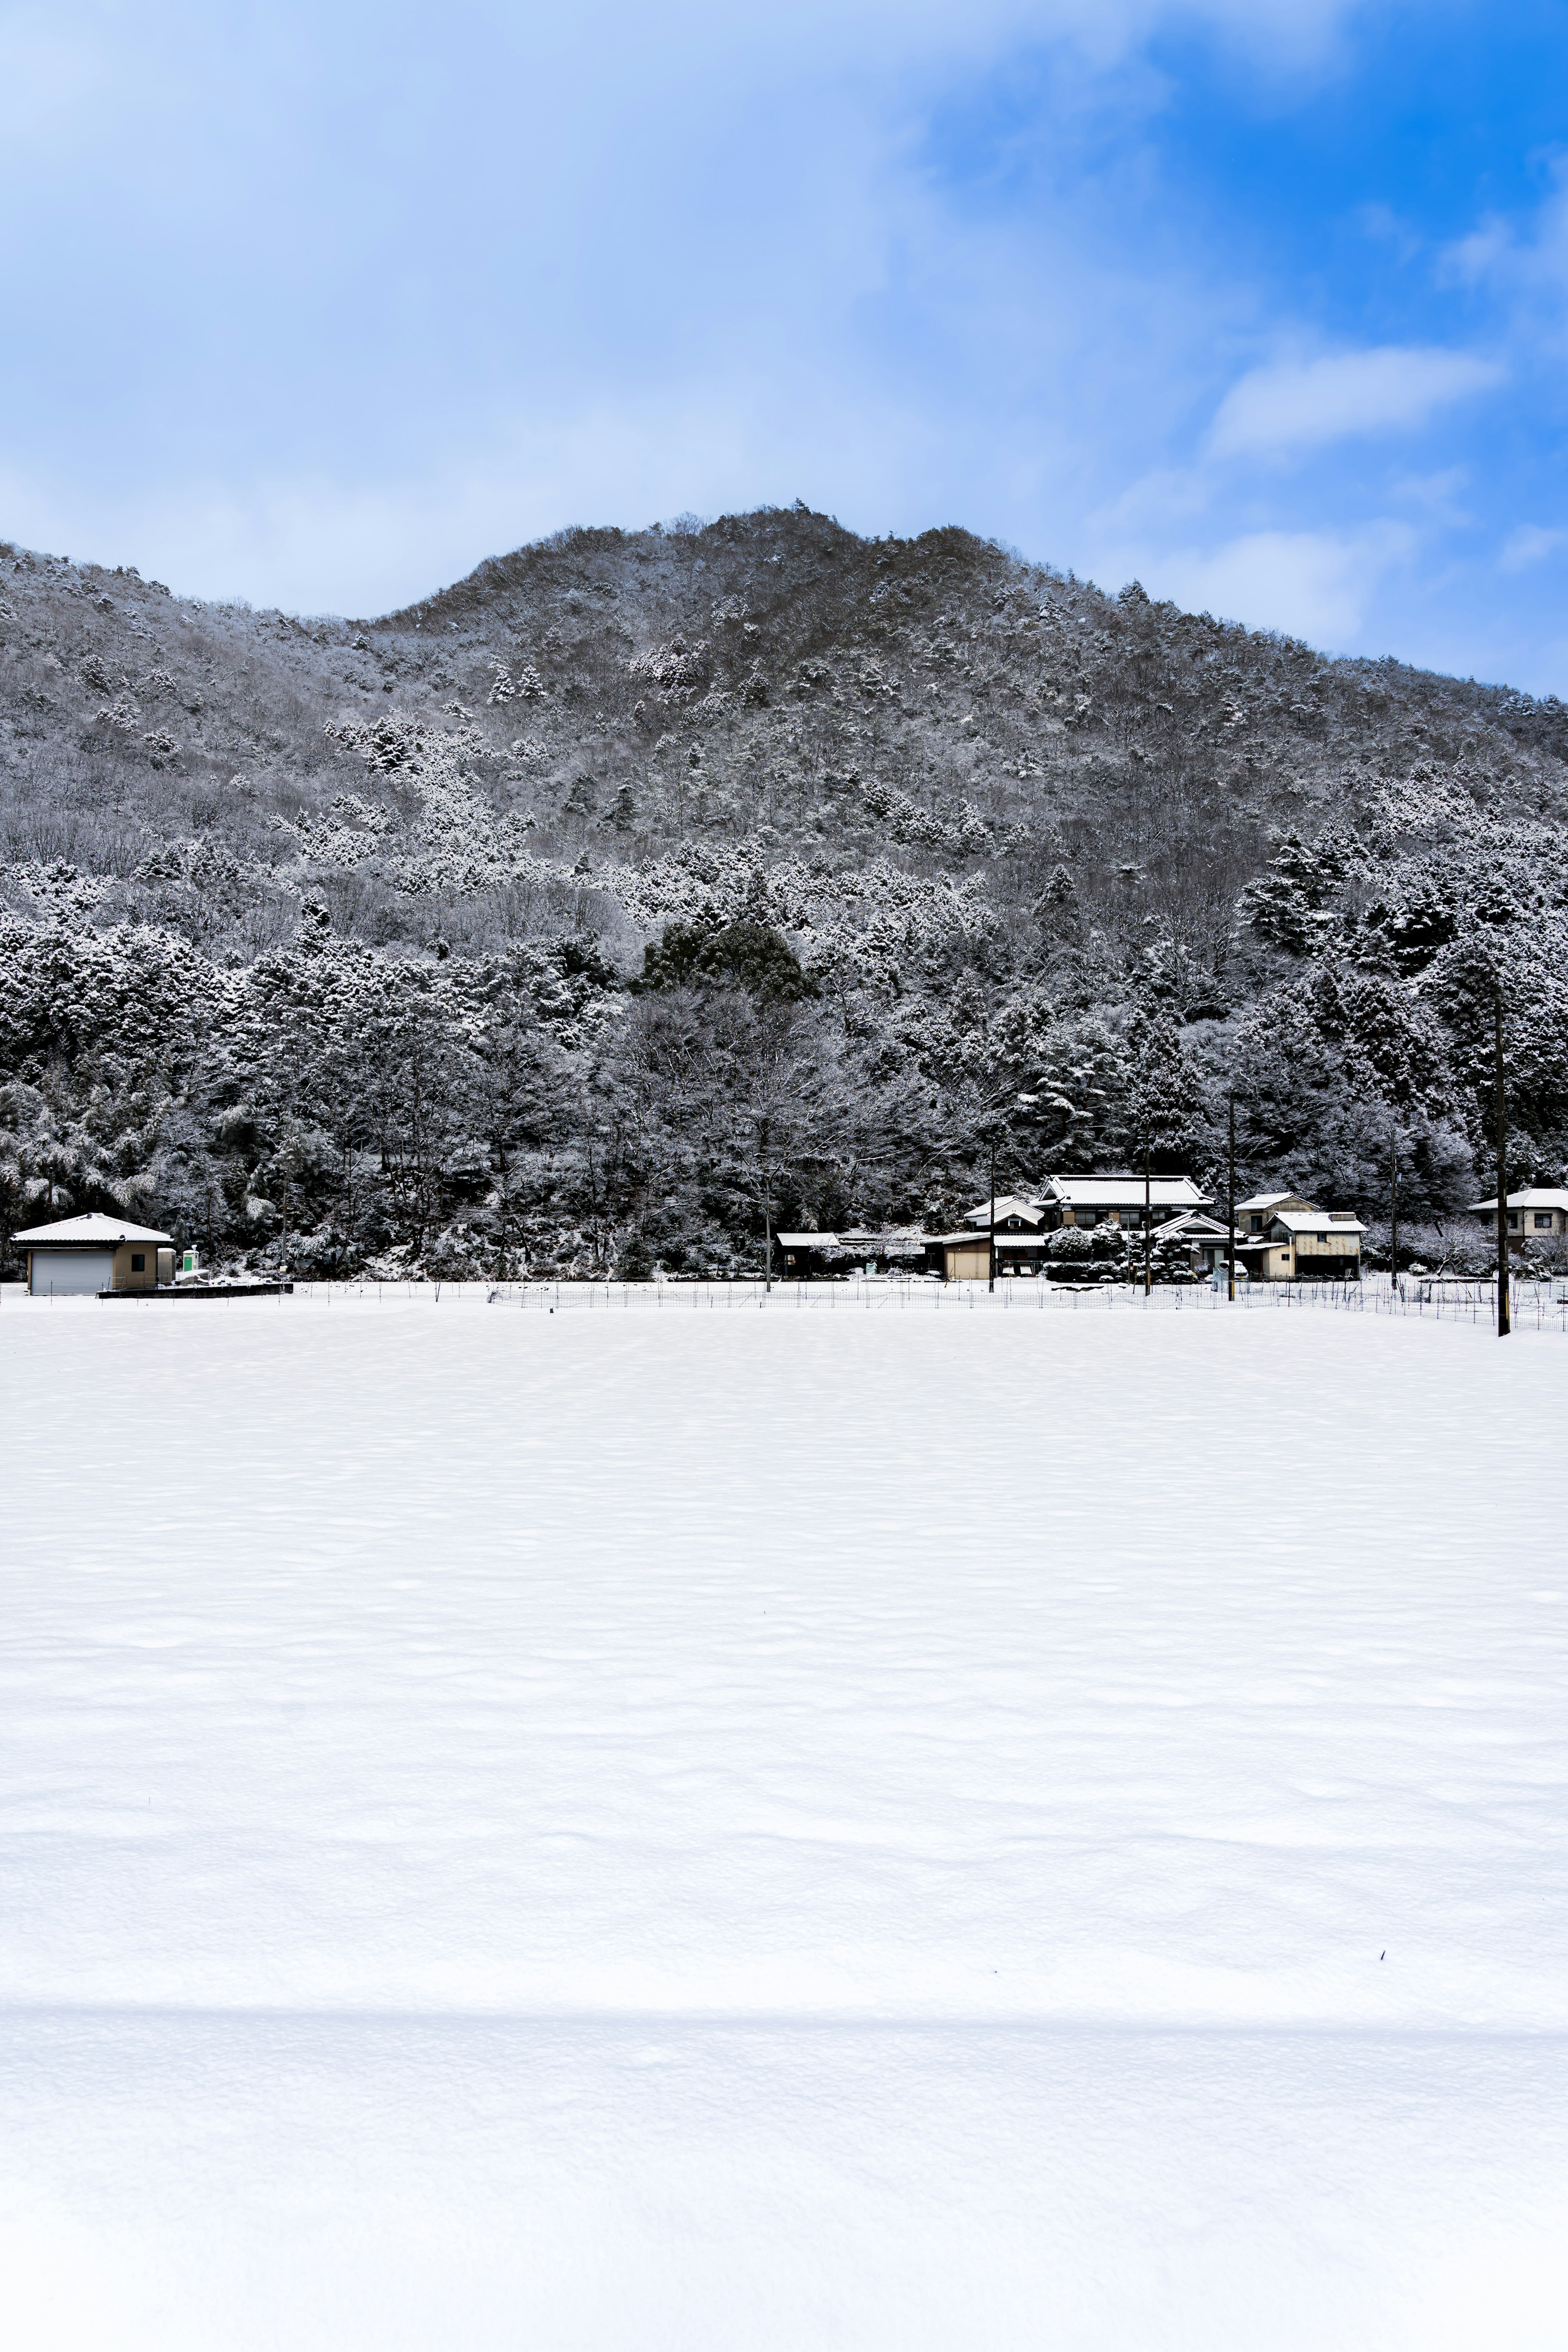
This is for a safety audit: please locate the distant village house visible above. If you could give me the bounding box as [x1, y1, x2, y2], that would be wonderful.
[1233, 1194, 1364, 1282]
[1038, 1175, 1212, 1229]
[1467, 1188, 1568, 1247]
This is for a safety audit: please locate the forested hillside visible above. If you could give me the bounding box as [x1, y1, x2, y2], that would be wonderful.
[3, 504, 1566, 1276]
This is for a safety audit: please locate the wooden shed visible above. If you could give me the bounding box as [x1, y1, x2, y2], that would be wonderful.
[11, 1213, 175, 1296]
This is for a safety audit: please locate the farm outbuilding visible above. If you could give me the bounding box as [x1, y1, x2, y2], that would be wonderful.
[11, 1214, 175, 1296]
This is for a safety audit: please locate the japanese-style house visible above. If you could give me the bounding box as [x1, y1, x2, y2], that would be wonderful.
[1148, 1209, 1240, 1278]
[928, 1179, 1216, 1279]
[1466, 1187, 1568, 1248]
[1039, 1174, 1213, 1230]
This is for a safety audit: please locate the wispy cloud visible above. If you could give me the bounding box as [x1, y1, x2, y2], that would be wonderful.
[1439, 158, 1568, 296]
[1387, 466, 1471, 524]
[0, 0, 1559, 691]
[1209, 348, 1504, 459]
[1127, 523, 1415, 647]
[1498, 523, 1568, 574]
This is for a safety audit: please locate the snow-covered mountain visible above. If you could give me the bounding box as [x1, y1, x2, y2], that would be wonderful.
[2, 508, 1565, 1276]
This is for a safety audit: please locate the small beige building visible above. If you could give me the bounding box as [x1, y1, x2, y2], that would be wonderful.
[11, 1213, 175, 1296]
[1234, 1199, 1364, 1282]
[935, 1234, 997, 1282]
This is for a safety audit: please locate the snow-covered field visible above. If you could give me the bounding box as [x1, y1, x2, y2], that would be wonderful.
[4, 1290, 1566, 2350]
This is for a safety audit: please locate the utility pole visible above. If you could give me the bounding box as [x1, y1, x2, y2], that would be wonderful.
[1389, 1130, 1399, 1298]
[1143, 1139, 1152, 1296]
[1494, 981, 1510, 1339]
[988, 1132, 996, 1294]
[1227, 1092, 1236, 1303]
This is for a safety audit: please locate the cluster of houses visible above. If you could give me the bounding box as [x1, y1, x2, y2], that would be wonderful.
[774, 1179, 1567, 1285]
[9, 1182, 1568, 1295]
[777, 1175, 1369, 1284]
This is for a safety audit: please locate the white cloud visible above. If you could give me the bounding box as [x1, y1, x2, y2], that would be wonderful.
[0, 0, 1479, 669]
[1439, 221, 1514, 289]
[1498, 524, 1568, 574]
[1209, 347, 1503, 459]
[0, 374, 945, 616]
[1120, 523, 1414, 648]
[1387, 466, 1471, 523]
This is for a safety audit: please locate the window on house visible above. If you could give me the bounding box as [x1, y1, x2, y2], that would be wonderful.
[1508, 1213, 1520, 1229]
[1535, 1214, 1553, 1230]
[1250, 1215, 1263, 1232]
[130, 1254, 145, 1272]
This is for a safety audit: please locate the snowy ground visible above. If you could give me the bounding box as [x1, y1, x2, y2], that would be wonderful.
[3, 1289, 1566, 2349]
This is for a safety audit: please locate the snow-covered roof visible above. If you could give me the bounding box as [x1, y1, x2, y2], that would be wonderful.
[1234, 1191, 1310, 1214]
[962, 1195, 1045, 1226]
[1466, 1189, 1568, 1213]
[775, 1232, 924, 1250]
[1266, 1212, 1366, 1236]
[1155, 1211, 1234, 1240]
[1044, 1175, 1209, 1207]
[11, 1212, 173, 1246]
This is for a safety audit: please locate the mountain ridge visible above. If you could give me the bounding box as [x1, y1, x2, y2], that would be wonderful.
[2, 506, 1565, 1277]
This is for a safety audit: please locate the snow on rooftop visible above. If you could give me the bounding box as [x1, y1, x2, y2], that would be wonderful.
[1467, 1189, 1568, 1212]
[1267, 1211, 1366, 1234]
[962, 1194, 1044, 1225]
[774, 1232, 923, 1250]
[10, 1210, 173, 1245]
[1045, 1174, 1209, 1205]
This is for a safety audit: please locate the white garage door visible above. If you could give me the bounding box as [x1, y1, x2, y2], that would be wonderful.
[30, 1252, 113, 1296]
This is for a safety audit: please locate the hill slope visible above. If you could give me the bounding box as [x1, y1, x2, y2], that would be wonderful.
[2, 508, 1565, 1276]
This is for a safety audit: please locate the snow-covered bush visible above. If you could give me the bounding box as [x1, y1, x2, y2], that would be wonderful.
[628, 638, 710, 705]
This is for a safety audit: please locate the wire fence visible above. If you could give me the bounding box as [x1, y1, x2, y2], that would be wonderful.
[10, 1270, 1566, 1332]
[260, 1270, 1568, 1333]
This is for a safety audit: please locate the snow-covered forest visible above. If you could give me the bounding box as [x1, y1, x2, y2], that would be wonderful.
[2, 505, 1566, 1278]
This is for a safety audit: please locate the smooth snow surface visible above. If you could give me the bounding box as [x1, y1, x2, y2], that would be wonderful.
[4, 1291, 1566, 2348]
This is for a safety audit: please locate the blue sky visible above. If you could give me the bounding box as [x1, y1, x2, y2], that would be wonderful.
[4, 1, 1568, 687]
